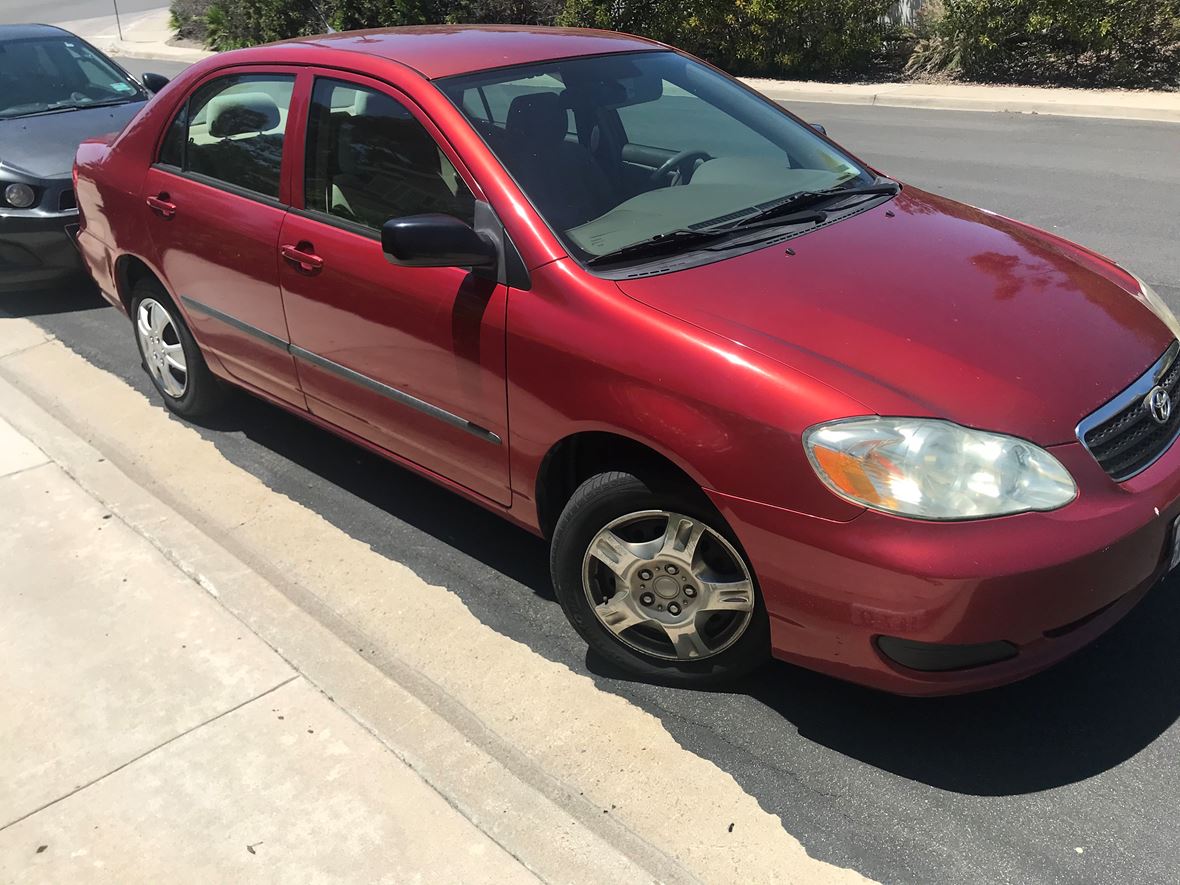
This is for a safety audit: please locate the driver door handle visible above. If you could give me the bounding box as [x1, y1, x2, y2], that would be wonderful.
[145, 194, 177, 218]
[280, 243, 324, 274]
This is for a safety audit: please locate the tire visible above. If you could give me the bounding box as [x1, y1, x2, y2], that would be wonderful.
[550, 471, 770, 686]
[130, 277, 226, 419]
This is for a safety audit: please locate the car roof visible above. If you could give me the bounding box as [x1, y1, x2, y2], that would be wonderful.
[0, 23, 71, 41]
[286, 25, 663, 80]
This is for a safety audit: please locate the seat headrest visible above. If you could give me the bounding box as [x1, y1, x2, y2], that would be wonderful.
[336, 115, 441, 178]
[207, 92, 281, 138]
[506, 92, 566, 145]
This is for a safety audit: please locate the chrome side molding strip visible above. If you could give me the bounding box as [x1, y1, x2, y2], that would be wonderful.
[180, 295, 289, 351]
[180, 295, 502, 445]
[288, 345, 502, 444]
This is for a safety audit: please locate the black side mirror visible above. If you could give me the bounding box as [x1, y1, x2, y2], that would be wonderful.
[141, 72, 170, 94]
[810, 122, 827, 136]
[382, 214, 497, 268]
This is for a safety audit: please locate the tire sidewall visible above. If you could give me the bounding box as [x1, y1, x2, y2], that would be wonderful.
[551, 472, 770, 685]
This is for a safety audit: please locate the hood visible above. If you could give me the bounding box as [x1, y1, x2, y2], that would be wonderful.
[0, 101, 144, 179]
[615, 186, 1171, 445]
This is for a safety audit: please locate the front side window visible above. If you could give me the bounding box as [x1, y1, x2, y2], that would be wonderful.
[160, 73, 295, 199]
[440, 51, 870, 261]
[304, 78, 474, 231]
[0, 35, 147, 119]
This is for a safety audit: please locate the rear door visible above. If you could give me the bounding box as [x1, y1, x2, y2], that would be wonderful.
[277, 71, 511, 504]
[143, 67, 305, 408]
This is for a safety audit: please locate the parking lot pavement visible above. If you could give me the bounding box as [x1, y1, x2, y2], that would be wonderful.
[0, 405, 541, 884]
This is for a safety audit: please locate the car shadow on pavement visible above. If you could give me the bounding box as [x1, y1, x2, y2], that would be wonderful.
[0, 279, 103, 318]
[736, 573, 1180, 796]
[135, 381, 1180, 799]
[194, 391, 557, 602]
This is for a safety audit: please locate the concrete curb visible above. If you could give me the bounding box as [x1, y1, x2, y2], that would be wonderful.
[102, 42, 215, 64]
[743, 79, 1180, 124]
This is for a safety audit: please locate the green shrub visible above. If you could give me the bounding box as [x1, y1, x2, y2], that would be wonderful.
[447, 0, 565, 25]
[169, 0, 214, 43]
[332, 0, 443, 30]
[201, 0, 324, 50]
[174, 0, 1180, 88]
[194, 0, 451, 50]
[558, 0, 898, 79]
[182, 0, 897, 80]
[913, 0, 1180, 87]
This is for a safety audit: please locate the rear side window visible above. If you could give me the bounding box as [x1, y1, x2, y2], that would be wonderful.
[303, 78, 474, 231]
[158, 73, 295, 199]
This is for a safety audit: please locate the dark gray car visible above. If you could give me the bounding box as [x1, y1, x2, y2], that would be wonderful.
[0, 24, 154, 292]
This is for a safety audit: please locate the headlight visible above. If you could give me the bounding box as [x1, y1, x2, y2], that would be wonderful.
[804, 417, 1077, 520]
[1128, 270, 1180, 343]
[3, 183, 36, 209]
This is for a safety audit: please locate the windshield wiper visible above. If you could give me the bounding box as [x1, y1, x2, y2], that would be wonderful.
[585, 228, 733, 267]
[4, 97, 139, 119]
[708, 209, 829, 238]
[586, 207, 835, 267]
[728, 180, 900, 230]
[584, 181, 899, 267]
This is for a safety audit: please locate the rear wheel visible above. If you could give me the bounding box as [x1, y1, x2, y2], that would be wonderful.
[131, 278, 225, 418]
[550, 471, 770, 686]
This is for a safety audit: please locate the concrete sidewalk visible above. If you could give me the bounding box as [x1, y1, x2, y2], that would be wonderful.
[746, 78, 1180, 124]
[56, 6, 214, 64]
[0, 414, 537, 882]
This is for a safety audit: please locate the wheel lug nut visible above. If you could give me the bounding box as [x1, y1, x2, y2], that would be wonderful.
[638, 568, 653, 581]
[684, 586, 696, 598]
[665, 564, 679, 575]
[639, 593, 654, 606]
[667, 602, 681, 616]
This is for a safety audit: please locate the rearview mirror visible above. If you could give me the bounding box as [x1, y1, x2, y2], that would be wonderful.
[381, 214, 497, 268]
[141, 72, 170, 93]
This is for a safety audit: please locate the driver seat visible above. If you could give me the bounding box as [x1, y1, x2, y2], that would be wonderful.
[504, 92, 616, 230]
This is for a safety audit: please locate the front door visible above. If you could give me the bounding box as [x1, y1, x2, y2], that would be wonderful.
[144, 68, 304, 408]
[278, 73, 511, 504]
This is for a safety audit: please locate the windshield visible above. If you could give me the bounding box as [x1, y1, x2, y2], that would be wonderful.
[0, 35, 146, 120]
[440, 51, 870, 262]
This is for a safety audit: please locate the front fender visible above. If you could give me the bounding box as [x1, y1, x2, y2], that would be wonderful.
[506, 260, 865, 523]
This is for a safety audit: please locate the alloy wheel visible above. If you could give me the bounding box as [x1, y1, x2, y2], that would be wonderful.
[581, 510, 755, 661]
[136, 298, 188, 399]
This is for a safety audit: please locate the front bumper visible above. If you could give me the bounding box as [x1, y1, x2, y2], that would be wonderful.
[0, 210, 84, 292]
[709, 437, 1180, 696]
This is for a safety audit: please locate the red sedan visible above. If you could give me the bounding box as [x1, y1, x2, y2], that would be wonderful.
[74, 26, 1180, 694]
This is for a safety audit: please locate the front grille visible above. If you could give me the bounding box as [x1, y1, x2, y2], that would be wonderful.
[1080, 342, 1180, 481]
[58, 188, 77, 211]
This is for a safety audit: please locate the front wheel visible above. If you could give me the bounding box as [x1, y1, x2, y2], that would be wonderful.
[550, 471, 770, 686]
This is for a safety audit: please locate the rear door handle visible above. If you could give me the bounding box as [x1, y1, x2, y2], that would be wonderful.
[145, 194, 176, 218]
[280, 243, 324, 274]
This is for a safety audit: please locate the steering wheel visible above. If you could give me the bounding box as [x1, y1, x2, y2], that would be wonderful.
[648, 149, 713, 186]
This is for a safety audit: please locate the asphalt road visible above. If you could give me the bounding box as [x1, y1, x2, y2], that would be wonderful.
[117, 56, 190, 82]
[4, 102, 1180, 884]
[0, 0, 165, 27]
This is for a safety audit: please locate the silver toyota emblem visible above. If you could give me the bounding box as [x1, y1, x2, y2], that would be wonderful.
[1146, 386, 1173, 425]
